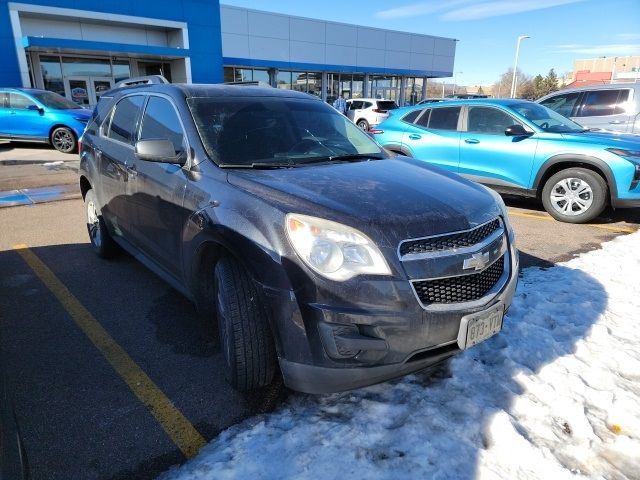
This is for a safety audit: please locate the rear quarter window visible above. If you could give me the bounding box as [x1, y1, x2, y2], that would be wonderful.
[402, 110, 421, 124]
[105, 95, 145, 145]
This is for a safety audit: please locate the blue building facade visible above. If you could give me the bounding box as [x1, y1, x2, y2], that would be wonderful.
[1, 1, 456, 106]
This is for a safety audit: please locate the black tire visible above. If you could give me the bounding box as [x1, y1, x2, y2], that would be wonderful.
[356, 119, 370, 131]
[214, 256, 276, 391]
[84, 189, 117, 258]
[50, 127, 76, 153]
[541, 167, 607, 223]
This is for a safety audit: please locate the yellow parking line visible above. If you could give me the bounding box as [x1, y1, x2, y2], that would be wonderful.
[507, 209, 637, 234]
[13, 243, 206, 459]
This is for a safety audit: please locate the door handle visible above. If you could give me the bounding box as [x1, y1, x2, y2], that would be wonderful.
[408, 134, 422, 140]
[464, 138, 480, 144]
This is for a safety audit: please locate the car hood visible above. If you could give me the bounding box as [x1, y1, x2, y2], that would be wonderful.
[52, 108, 91, 118]
[227, 157, 502, 243]
[558, 130, 640, 149]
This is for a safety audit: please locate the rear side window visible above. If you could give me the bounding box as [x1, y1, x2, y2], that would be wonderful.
[349, 101, 363, 110]
[106, 95, 145, 144]
[426, 107, 461, 131]
[416, 109, 431, 127]
[363, 101, 374, 109]
[578, 89, 629, 117]
[402, 110, 421, 124]
[85, 96, 113, 136]
[539, 92, 581, 117]
[139, 97, 186, 154]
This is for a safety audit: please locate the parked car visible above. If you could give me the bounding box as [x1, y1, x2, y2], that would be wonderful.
[346, 98, 398, 131]
[371, 99, 640, 223]
[537, 83, 640, 134]
[0, 88, 91, 153]
[79, 80, 518, 394]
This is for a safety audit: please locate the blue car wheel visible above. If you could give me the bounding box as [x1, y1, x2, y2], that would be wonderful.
[51, 126, 76, 153]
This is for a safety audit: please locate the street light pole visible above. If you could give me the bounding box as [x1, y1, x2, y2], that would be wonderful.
[510, 35, 530, 98]
[453, 71, 463, 95]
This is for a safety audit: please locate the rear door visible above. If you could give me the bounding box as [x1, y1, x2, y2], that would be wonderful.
[96, 94, 145, 237]
[574, 89, 633, 132]
[458, 106, 537, 190]
[401, 105, 462, 172]
[129, 95, 189, 278]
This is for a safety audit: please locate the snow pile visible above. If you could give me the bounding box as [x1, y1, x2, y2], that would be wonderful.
[160, 231, 640, 480]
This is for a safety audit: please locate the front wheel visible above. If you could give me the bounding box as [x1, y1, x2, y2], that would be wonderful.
[51, 127, 77, 153]
[541, 168, 607, 223]
[356, 119, 370, 131]
[214, 256, 276, 391]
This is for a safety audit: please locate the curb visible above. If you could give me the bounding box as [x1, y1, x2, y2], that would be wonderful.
[0, 184, 81, 208]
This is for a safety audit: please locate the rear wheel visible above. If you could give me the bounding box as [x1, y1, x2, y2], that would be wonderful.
[51, 127, 76, 153]
[356, 119, 370, 131]
[85, 189, 117, 258]
[541, 168, 607, 223]
[214, 256, 276, 391]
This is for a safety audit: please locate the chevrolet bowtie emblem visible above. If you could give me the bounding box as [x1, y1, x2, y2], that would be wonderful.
[463, 251, 490, 271]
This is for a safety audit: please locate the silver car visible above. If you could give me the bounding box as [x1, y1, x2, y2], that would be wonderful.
[537, 83, 640, 134]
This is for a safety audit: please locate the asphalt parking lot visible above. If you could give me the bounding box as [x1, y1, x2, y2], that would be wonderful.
[0, 146, 638, 480]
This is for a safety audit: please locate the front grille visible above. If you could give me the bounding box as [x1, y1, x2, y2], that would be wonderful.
[400, 219, 501, 256]
[412, 256, 505, 305]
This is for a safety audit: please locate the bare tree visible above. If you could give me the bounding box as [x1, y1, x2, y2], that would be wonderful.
[492, 68, 530, 98]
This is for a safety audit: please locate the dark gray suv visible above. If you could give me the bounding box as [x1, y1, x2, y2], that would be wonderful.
[79, 80, 519, 394]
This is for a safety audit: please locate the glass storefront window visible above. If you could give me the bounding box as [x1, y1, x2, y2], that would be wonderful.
[62, 57, 111, 77]
[40, 55, 64, 96]
[277, 71, 292, 89]
[253, 69, 269, 84]
[371, 75, 400, 101]
[112, 60, 131, 82]
[306, 72, 321, 97]
[352, 74, 364, 99]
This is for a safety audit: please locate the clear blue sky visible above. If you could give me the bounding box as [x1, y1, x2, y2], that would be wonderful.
[222, 0, 640, 87]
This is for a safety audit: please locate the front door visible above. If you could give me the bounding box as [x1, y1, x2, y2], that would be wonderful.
[458, 106, 537, 189]
[64, 77, 114, 107]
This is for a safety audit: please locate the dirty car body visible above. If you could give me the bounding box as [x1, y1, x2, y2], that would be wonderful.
[79, 84, 519, 394]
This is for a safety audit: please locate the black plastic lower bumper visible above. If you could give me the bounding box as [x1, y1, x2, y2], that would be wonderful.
[611, 197, 640, 208]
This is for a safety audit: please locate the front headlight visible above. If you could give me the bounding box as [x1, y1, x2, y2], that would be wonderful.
[285, 213, 391, 281]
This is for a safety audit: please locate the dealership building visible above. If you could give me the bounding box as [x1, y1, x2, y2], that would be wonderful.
[0, 0, 456, 106]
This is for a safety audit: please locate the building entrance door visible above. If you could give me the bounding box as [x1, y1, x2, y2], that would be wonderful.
[64, 76, 114, 106]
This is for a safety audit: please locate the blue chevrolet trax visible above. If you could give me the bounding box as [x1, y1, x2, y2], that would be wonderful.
[372, 99, 640, 223]
[0, 88, 91, 153]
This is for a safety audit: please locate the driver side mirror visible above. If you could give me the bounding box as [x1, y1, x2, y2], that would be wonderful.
[504, 124, 531, 136]
[135, 139, 186, 165]
[27, 104, 44, 114]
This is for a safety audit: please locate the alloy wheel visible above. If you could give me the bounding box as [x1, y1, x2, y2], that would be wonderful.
[87, 200, 102, 247]
[52, 129, 74, 152]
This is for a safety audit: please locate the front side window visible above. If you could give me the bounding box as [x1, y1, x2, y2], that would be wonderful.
[31, 91, 78, 110]
[427, 107, 461, 131]
[467, 107, 520, 135]
[106, 95, 145, 144]
[9, 93, 36, 109]
[511, 102, 585, 133]
[187, 97, 385, 166]
[139, 97, 185, 154]
[579, 89, 630, 117]
[539, 92, 581, 117]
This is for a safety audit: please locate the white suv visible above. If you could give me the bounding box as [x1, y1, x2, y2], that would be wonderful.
[346, 98, 398, 131]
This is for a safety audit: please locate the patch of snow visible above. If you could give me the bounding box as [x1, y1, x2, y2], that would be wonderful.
[160, 231, 640, 480]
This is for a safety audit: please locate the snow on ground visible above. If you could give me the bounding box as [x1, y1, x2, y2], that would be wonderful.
[160, 231, 640, 480]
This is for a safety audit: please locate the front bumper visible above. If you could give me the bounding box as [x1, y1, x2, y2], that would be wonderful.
[270, 246, 520, 394]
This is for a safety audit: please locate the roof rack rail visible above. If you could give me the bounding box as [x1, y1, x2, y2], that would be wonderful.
[223, 80, 273, 88]
[114, 75, 170, 89]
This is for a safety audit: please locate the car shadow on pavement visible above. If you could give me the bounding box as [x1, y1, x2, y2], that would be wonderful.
[167, 256, 607, 480]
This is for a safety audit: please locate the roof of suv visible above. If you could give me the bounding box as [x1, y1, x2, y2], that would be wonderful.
[105, 83, 318, 100]
[544, 83, 640, 94]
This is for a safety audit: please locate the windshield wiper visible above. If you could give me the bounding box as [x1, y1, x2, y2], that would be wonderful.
[296, 153, 387, 165]
[220, 162, 293, 169]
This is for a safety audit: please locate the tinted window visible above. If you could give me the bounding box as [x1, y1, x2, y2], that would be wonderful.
[31, 91, 79, 110]
[428, 107, 461, 130]
[416, 109, 431, 127]
[402, 110, 421, 124]
[349, 101, 363, 110]
[467, 107, 519, 134]
[579, 90, 627, 117]
[107, 95, 145, 144]
[511, 102, 584, 133]
[377, 101, 398, 111]
[139, 97, 185, 154]
[363, 102, 374, 109]
[539, 92, 581, 117]
[9, 93, 35, 109]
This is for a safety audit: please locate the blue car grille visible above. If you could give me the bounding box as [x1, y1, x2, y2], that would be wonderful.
[412, 255, 505, 305]
[399, 218, 501, 256]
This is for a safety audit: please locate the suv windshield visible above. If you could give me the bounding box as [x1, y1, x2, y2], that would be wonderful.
[510, 102, 585, 133]
[31, 91, 81, 110]
[188, 96, 385, 167]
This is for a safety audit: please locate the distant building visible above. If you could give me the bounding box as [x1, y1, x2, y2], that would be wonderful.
[566, 55, 640, 87]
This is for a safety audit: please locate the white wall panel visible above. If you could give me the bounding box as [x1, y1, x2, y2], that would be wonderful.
[290, 18, 325, 43]
[433, 55, 454, 72]
[356, 27, 380, 48]
[325, 44, 356, 66]
[325, 23, 357, 46]
[434, 38, 456, 57]
[222, 32, 249, 58]
[411, 34, 435, 54]
[385, 50, 411, 69]
[356, 47, 385, 68]
[385, 31, 411, 52]
[21, 17, 82, 39]
[411, 52, 433, 71]
[220, 6, 248, 34]
[249, 35, 289, 61]
[290, 40, 325, 64]
[247, 11, 289, 40]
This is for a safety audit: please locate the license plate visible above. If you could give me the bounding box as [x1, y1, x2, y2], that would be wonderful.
[457, 303, 504, 350]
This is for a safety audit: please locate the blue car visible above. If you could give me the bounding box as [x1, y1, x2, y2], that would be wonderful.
[372, 99, 640, 223]
[0, 88, 91, 153]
